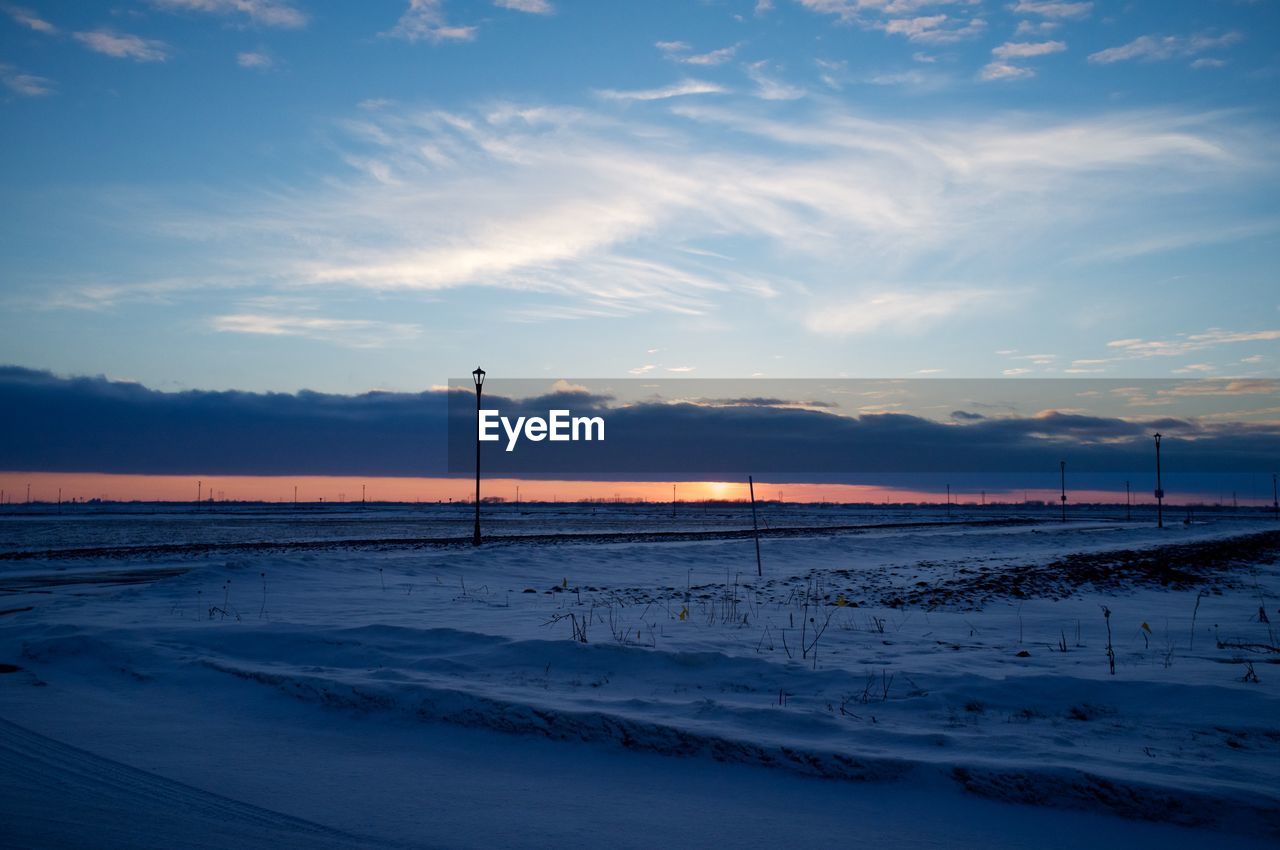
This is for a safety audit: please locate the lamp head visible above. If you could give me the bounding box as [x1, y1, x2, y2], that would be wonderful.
[472, 367, 485, 388]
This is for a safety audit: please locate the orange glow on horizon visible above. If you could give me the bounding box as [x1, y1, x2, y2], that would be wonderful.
[0, 471, 1265, 507]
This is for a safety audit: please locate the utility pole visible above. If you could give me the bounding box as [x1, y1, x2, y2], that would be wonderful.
[197, 480, 202, 510]
[1059, 460, 1066, 523]
[293, 485, 297, 507]
[1153, 433, 1164, 529]
[1125, 480, 1131, 522]
[748, 475, 762, 577]
[362, 484, 366, 505]
[672, 484, 677, 519]
[946, 483, 951, 520]
[1273, 473, 1278, 521]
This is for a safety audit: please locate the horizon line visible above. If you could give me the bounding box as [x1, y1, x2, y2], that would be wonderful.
[0, 472, 1275, 509]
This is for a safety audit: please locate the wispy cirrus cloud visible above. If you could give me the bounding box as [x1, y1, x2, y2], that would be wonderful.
[805, 290, 996, 335]
[1089, 31, 1242, 65]
[979, 63, 1033, 81]
[236, 51, 274, 69]
[744, 61, 805, 100]
[149, 0, 307, 28]
[1107, 329, 1280, 359]
[796, 1, 978, 21]
[211, 314, 421, 348]
[0, 62, 54, 96]
[72, 29, 170, 62]
[657, 41, 740, 66]
[882, 14, 986, 44]
[1191, 57, 1226, 70]
[60, 95, 1275, 339]
[1079, 219, 1280, 263]
[795, 1, 988, 44]
[992, 40, 1066, 60]
[2, 3, 56, 34]
[980, 39, 1065, 81]
[596, 79, 726, 101]
[385, 0, 547, 43]
[1014, 20, 1058, 36]
[1009, 1, 1091, 20]
[494, 0, 553, 12]
[386, 0, 476, 43]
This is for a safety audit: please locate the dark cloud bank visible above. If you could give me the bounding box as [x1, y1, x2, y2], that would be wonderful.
[2, 367, 1277, 484]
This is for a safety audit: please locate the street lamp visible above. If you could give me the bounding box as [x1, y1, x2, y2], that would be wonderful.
[1153, 433, 1164, 529]
[472, 367, 485, 546]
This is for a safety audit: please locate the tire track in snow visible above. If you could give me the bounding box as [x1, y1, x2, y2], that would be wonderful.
[0, 716, 415, 849]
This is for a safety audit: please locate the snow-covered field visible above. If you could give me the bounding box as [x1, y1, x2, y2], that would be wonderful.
[2, 506, 1278, 848]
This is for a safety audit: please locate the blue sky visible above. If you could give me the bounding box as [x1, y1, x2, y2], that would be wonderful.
[1, 0, 1278, 394]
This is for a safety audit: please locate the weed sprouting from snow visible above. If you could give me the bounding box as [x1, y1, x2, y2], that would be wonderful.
[1101, 605, 1115, 676]
[545, 610, 590, 643]
[1190, 589, 1207, 650]
[208, 580, 241, 622]
[851, 668, 894, 705]
[1248, 565, 1276, 647]
[801, 607, 836, 670]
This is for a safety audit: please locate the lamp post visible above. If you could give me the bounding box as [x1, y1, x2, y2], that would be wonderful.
[1153, 433, 1164, 529]
[472, 367, 485, 546]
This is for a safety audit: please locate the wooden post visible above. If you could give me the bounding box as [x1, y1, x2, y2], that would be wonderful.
[1060, 460, 1067, 523]
[1154, 433, 1164, 529]
[749, 476, 762, 577]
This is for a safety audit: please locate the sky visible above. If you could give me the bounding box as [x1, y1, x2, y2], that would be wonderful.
[1, 0, 1278, 397]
